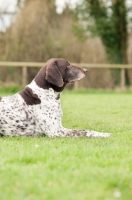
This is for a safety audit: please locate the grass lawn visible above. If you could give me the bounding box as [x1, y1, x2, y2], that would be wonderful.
[0, 89, 132, 200]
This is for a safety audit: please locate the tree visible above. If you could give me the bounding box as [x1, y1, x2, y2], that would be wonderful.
[0, 1, 91, 83]
[5, 0, 58, 61]
[1, 0, 87, 63]
[74, 0, 132, 84]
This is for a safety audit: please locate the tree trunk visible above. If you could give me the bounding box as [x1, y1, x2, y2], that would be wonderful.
[89, 0, 128, 85]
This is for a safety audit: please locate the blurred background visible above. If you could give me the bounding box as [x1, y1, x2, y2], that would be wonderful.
[0, 0, 132, 89]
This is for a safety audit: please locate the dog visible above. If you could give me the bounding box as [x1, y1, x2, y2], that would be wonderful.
[0, 58, 110, 137]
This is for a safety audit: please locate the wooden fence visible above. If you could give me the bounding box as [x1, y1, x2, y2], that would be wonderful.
[0, 61, 132, 89]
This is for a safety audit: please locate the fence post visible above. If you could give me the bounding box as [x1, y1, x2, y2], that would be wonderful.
[73, 81, 79, 90]
[22, 66, 27, 86]
[121, 68, 125, 90]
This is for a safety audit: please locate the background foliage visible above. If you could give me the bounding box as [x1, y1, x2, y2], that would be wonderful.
[1, 0, 132, 88]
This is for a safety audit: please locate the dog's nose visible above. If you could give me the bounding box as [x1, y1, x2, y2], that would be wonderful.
[83, 68, 87, 73]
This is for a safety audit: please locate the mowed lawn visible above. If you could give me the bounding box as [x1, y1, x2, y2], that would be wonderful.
[0, 89, 132, 200]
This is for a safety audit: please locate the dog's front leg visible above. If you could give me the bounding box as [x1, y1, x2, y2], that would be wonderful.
[60, 127, 111, 138]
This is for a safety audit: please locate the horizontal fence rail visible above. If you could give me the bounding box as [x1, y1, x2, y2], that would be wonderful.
[0, 61, 132, 89]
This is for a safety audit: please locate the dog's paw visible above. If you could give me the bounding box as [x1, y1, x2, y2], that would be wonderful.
[86, 131, 111, 138]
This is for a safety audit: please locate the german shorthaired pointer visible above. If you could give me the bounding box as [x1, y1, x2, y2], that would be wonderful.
[0, 58, 110, 137]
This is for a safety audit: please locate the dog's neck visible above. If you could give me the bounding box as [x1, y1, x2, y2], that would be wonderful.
[19, 79, 62, 105]
[19, 65, 67, 105]
[34, 65, 67, 92]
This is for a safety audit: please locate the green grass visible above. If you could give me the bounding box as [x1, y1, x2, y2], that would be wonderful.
[0, 85, 23, 96]
[0, 89, 132, 200]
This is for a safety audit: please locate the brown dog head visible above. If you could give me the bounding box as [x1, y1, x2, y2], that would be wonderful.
[45, 58, 87, 87]
[34, 58, 87, 91]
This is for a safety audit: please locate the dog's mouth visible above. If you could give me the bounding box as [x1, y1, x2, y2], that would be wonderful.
[63, 67, 87, 85]
[69, 73, 86, 84]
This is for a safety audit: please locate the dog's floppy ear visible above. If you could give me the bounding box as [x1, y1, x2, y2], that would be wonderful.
[46, 60, 64, 87]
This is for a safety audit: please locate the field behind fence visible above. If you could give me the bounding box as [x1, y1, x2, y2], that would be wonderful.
[0, 62, 132, 89]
